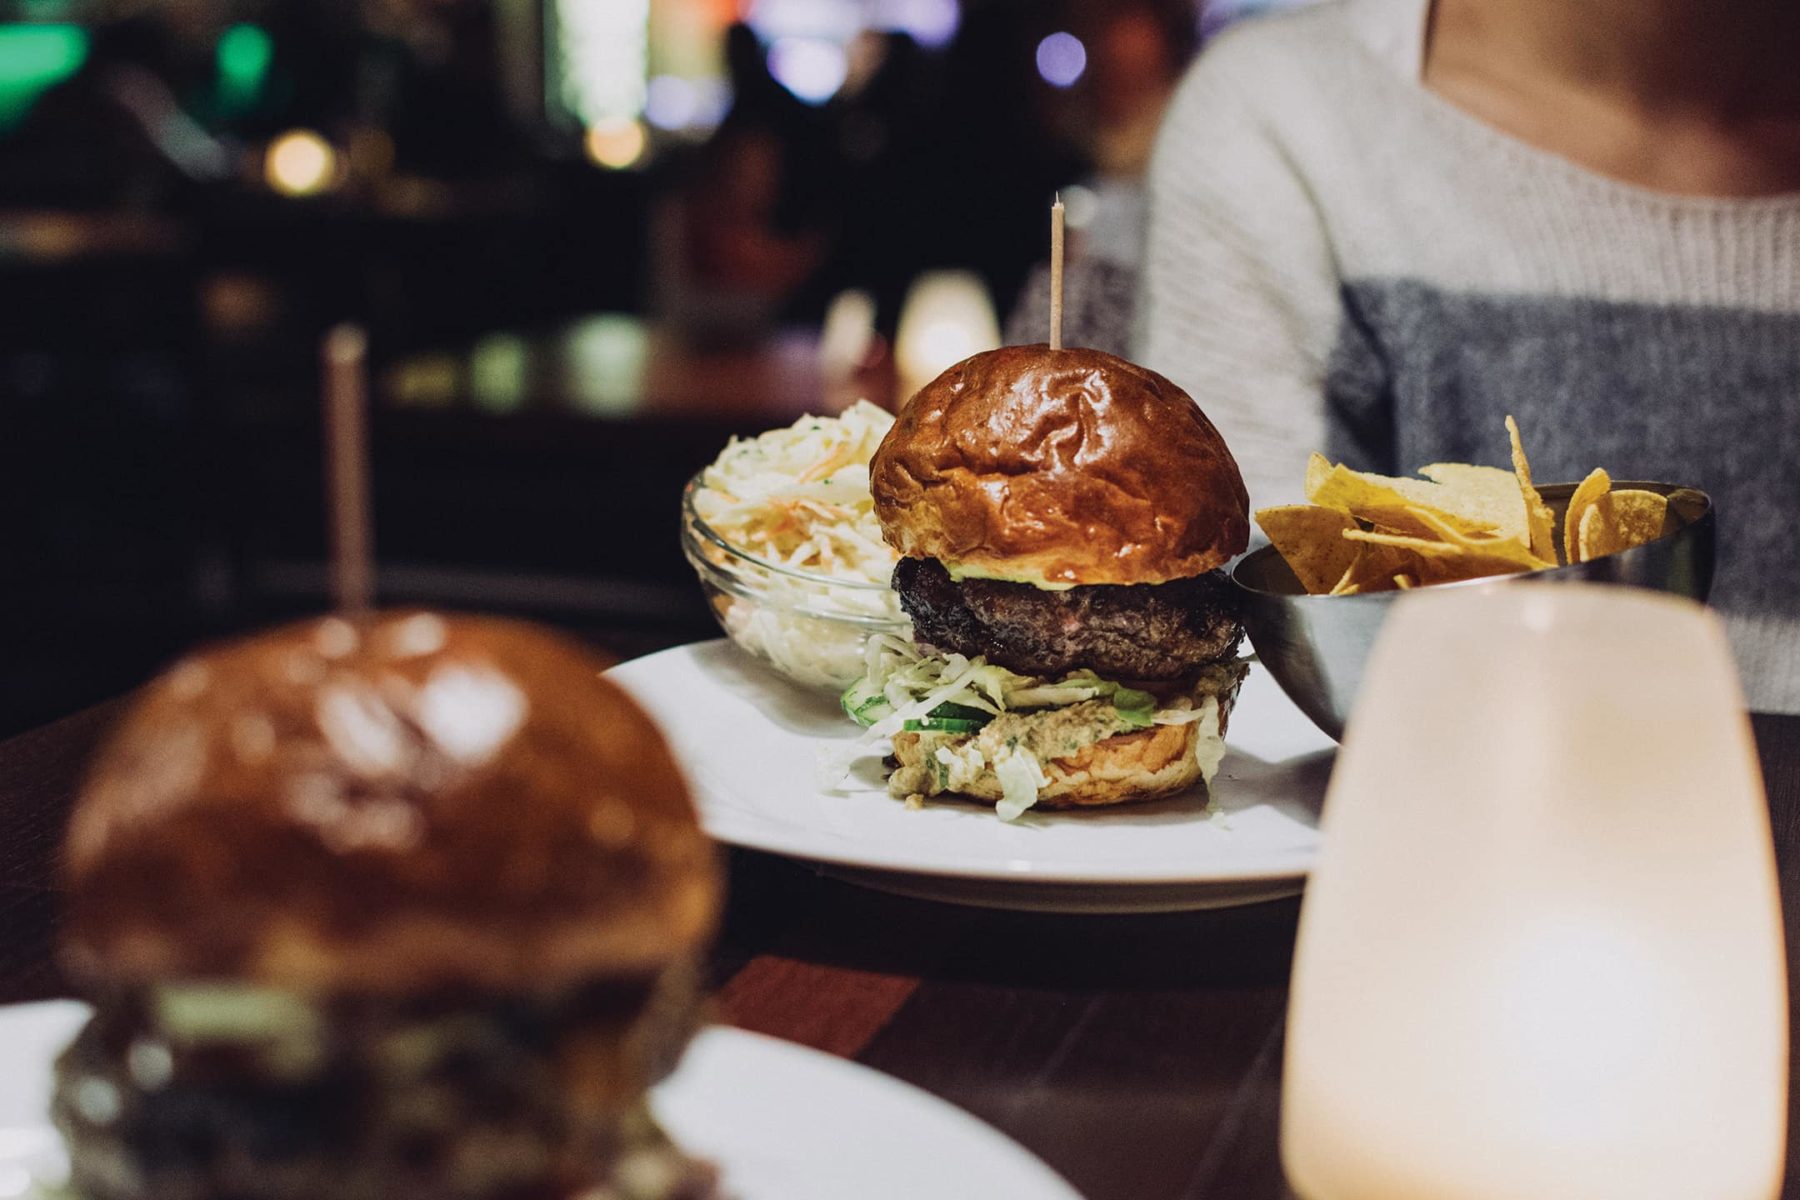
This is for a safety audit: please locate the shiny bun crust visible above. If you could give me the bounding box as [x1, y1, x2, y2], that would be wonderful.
[62, 612, 721, 993]
[870, 345, 1250, 586]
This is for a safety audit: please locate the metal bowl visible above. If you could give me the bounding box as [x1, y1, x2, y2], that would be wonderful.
[1229, 482, 1714, 741]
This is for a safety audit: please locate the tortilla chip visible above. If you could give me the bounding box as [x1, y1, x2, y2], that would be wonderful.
[1328, 541, 1416, 595]
[1306, 464, 1495, 539]
[1255, 505, 1361, 594]
[1505, 415, 1558, 563]
[1344, 527, 1549, 584]
[1342, 528, 1466, 557]
[1304, 452, 1333, 502]
[1417, 462, 1531, 545]
[1328, 562, 1362, 596]
[1563, 468, 1612, 564]
[1405, 507, 1554, 571]
[1577, 490, 1669, 561]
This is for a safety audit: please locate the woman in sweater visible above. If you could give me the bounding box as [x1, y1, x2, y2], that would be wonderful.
[1137, 0, 1800, 711]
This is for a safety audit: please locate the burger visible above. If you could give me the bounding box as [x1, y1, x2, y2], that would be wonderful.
[54, 612, 722, 1200]
[844, 345, 1251, 819]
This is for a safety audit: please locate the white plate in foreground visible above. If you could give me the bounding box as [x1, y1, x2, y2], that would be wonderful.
[607, 641, 1334, 910]
[0, 1002, 1080, 1200]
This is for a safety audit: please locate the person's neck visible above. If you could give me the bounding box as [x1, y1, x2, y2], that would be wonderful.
[1428, 0, 1800, 121]
[1423, 0, 1800, 196]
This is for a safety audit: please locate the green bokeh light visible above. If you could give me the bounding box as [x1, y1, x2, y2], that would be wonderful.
[215, 23, 272, 115]
[0, 24, 89, 129]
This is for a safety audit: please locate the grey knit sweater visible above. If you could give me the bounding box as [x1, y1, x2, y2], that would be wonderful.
[1137, 0, 1800, 712]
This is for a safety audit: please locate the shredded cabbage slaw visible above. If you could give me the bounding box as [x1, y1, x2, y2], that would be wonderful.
[839, 634, 1244, 821]
[694, 401, 898, 585]
[691, 402, 908, 687]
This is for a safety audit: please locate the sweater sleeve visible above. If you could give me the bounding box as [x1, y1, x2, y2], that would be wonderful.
[1133, 31, 1347, 508]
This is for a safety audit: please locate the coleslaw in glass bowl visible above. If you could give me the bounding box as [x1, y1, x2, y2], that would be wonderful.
[682, 402, 912, 690]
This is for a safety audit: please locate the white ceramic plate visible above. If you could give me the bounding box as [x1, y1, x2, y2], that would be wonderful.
[0, 1002, 1080, 1200]
[607, 641, 1334, 911]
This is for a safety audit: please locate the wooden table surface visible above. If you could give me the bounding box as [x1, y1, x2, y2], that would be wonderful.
[3, 692, 1798, 1199]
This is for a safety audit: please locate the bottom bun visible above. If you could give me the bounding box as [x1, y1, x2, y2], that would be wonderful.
[891, 678, 1241, 811]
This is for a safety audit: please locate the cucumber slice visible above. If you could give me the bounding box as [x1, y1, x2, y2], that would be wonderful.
[902, 717, 987, 734]
[841, 678, 891, 726]
[927, 701, 992, 722]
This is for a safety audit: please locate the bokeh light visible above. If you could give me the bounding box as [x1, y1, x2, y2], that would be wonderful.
[584, 119, 648, 169]
[215, 24, 272, 115]
[1061, 184, 1100, 230]
[689, 80, 733, 128]
[768, 37, 848, 104]
[644, 75, 698, 130]
[0, 25, 88, 129]
[875, 0, 960, 48]
[1035, 31, 1087, 88]
[264, 130, 336, 197]
[895, 270, 1001, 399]
[745, 0, 860, 43]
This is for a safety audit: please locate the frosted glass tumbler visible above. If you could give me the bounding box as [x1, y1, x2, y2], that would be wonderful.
[1282, 584, 1786, 1200]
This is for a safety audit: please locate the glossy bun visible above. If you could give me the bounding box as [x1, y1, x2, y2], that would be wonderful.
[870, 345, 1249, 586]
[61, 612, 720, 993]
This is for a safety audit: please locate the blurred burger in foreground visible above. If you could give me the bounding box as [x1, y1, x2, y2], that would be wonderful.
[843, 344, 1251, 820]
[55, 612, 721, 1200]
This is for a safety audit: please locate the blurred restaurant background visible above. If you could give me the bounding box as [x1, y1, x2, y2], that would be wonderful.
[0, 0, 1311, 736]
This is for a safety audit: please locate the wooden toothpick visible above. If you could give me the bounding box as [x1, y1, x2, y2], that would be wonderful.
[322, 323, 375, 613]
[1049, 194, 1065, 351]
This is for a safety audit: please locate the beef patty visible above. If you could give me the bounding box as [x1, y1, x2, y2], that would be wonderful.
[892, 556, 1242, 681]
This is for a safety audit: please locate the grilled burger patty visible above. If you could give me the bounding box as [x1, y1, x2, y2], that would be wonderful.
[892, 556, 1243, 681]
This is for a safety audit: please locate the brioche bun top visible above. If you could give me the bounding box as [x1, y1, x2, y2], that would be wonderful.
[870, 345, 1249, 586]
[62, 612, 720, 994]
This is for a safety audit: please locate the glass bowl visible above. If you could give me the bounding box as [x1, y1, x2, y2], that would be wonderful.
[680, 473, 912, 691]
